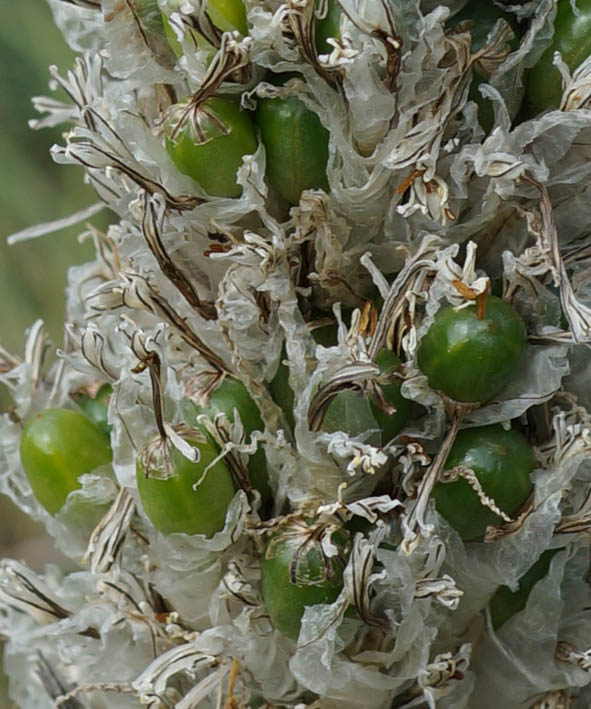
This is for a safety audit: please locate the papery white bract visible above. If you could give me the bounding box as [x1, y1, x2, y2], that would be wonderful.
[2, 1, 591, 707]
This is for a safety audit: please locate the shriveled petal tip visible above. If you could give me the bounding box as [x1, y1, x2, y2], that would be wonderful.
[6, 202, 105, 244]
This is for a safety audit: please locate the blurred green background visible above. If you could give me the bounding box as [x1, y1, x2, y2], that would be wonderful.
[1, 0, 103, 355]
[0, 2, 110, 703]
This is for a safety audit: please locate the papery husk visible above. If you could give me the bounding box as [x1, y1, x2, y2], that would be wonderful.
[4, 0, 591, 707]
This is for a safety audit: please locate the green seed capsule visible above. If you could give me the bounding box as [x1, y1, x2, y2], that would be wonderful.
[528, 0, 591, 112]
[322, 350, 411, 443]
[136, 437, 235, 537]
[185, 377, 271, 503]
[207, 0, 248, 35]
[261, 520, 348, 639]
[164, 96, 258, 198]
[417, 296, 527, 403]
[162, 0, 248, 57]
[20, 409, 112, 515]
[271, 327, 411, 443]
[248, 698, 266, 709]
[255, 94, 330, 205]
[314, 0, 342, 54]
[433, 424, 535, 541]
[74, 383, 113, 437]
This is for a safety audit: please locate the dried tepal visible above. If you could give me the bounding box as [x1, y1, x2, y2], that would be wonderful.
[2, 1, 591, 708]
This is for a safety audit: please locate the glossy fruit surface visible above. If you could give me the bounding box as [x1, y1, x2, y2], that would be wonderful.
[489, 548, 561, 629]
[261, 520, 348, 639]
[207, 0, 248, 34]
[20, 409, 112, 515]
[161, 11, 184, 57]
[322, 349, 411, 442]
[165, 97, 258, 198]
[448, 0, 521, 131]
[528, 0, 591, 112]
[161, 0, 247, 58]
[417, 296, 527, 403]
[433, 424, 535, 540]
[188, 377, 270, 501]
[255, 94, 330, 205]
[75, 383, 113, 437]
[136, 437, 235, 537]
[315, 0, 342, 54]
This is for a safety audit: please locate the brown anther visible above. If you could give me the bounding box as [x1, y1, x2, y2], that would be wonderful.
[451, 280, 489, 318]
[360, 301, 378, 337]
[398, 435, 422, 446]
[204, 244, 231, 257]
[452, 279, 478, 300]
[396, 168, 426, 194]
[403, 305, 412, 331]
[256, 292, 271, 324]
[476, 284, 489, 320]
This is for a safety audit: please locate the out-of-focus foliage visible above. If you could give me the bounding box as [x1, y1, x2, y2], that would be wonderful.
[0, 5, 109, 706]
[0, 0, 108, 357]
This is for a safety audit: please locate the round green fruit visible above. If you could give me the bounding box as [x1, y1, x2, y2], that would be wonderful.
[164, 96, 258, 198]
[528, 0, 591, 112]
[20, 409, 112, 515]
[207, 0, 248, 35]
[315, 0, 342, 54]
[186, 377, 271, 502]
[322, 349, 411, 443]
[433, 424, 535, 541]
[136, 437, 235, 537]
[161, 0, 248, 59]
[255, 93, 330, 205]
[417, 296, 527, 403]
[247, 698, 265, 709]
[74, 383, 113, 437]
[261, 520, 349, 639]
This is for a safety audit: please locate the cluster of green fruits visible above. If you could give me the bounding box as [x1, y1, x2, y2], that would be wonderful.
[11, 0, 591, 704]
[158, 0, 336, 202]
[19, 289, 550, 637]
[159, 0, 591, 203]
